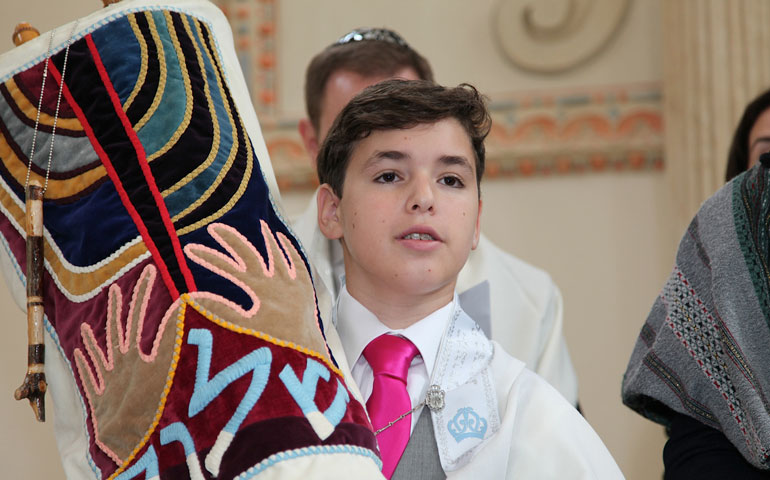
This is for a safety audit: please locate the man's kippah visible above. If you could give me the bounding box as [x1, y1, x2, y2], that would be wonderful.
[333, 27, 410, 49]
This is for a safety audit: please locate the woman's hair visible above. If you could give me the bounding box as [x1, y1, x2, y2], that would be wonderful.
[725, 88, 770, 182]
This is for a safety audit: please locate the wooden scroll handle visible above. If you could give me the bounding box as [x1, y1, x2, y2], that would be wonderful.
[14, 181, 46, 422]
[12, 22, 39, 47]
[103, 0, 121, 6]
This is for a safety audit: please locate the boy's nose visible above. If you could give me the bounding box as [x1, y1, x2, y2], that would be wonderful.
[408, 177, 435, 213]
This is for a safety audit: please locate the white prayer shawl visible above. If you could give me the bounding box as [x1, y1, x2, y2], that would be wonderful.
[425, 306, 623, 479]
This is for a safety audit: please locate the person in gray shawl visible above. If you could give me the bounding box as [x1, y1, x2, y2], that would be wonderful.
[622, 157, 770, 478]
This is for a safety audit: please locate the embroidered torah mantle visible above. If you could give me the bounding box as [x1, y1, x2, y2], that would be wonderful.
[0, 1, 381, 478]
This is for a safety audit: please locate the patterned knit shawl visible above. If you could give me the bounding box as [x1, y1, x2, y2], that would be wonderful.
[622, 163, 770, 470]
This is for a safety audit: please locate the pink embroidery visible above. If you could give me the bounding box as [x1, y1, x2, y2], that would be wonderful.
[76, 283, 122, 393]
[73, 263, 176, 464]
[184, 221, 331, 361]
[127, 266, 172, 363]
[210, 222, 274, 277]
[139, 291, 178, 364]
[184, 221, 301, 318]
[188, 290, 258, 318]
[274, 230, 298, 280]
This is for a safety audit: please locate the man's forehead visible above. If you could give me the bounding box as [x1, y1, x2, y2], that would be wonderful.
[322, 70, 384, 108]
[321, 68, 421, 112]
[317, 67, 421, 139]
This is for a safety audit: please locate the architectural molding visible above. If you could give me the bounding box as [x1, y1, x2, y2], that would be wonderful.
[215, 1, 662, 192]
[492, 0, 630, 74]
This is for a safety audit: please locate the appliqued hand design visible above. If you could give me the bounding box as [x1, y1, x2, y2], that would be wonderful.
[74, 264, 180, 464]
[184, 221, 327, 359]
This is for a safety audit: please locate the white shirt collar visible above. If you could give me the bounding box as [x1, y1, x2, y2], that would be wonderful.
[336, 284, 455, 381]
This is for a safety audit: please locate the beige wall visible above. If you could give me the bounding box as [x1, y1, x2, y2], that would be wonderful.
[1, 2, 101, 479]
[482, 173, 674, 478]
[0, 1, 674, 479]
[277, 0, 662, 117]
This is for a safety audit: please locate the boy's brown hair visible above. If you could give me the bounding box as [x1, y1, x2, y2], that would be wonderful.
[304, 28, 434, 133]
[317, 79, 491, 197]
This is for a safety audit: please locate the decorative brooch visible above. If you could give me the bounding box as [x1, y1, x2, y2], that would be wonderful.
[425, 384, 445, 412]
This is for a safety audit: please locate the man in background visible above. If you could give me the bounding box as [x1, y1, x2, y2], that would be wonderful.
[292, 27, 579, 406]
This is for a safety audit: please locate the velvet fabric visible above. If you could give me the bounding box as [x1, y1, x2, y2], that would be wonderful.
[0, 2, 380, 478]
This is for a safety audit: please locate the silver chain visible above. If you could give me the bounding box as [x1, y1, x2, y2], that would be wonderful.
[373, 399, 426, 436]
[25, 19, 79, 195]
[372, 384, 445, 436]
[24, 30, 54, 190]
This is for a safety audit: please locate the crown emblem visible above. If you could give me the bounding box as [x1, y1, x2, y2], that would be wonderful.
[447, 407, 487, 442]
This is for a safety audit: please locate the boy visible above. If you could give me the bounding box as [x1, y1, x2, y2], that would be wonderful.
[315, 79, 622, 479]
[294, 27, 579, 407]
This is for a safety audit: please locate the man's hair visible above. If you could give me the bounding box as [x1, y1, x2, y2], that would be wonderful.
[304, 28, 434, 132]
[317, 79, 491, 197]
[726, 87, 770, 182]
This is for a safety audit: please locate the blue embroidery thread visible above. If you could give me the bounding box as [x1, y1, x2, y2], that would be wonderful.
[279, 357, 350, 439]
[160, 422, 205, 480]
[187, 328, 272, 475]
[234, 444, 382, 479]
[160, 422, 197, 456]
[447, 407, 488, 442]
[114, 446, 159, 480]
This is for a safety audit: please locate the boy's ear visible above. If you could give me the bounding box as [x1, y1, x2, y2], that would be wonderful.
[317, 184, 344, 240]
[472, 198, 482, 250]
[298, 118, 320, 167]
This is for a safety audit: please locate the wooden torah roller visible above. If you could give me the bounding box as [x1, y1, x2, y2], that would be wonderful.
[12, 22, 39, 46]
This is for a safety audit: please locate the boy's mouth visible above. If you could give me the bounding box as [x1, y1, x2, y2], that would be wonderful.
[398, 226, 441, 242]
[402, 233, 435, 241]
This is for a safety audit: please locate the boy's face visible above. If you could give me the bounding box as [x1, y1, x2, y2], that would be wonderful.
[318, 118, 482, 301]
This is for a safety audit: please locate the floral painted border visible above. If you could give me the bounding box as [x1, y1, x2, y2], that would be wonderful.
[262, 83, 663, 191]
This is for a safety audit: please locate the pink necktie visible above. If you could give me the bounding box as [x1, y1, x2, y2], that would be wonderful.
[363, 334, 419, 479]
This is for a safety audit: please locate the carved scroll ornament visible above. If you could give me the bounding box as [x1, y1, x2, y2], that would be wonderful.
[493, 0, 630, 73]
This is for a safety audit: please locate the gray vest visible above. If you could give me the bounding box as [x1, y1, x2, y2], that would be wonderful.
[392, 410, 445, 479]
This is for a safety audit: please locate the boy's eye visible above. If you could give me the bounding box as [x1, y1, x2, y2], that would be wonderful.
[439, 175, 464, 188]
[375, 172, 398, 183]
